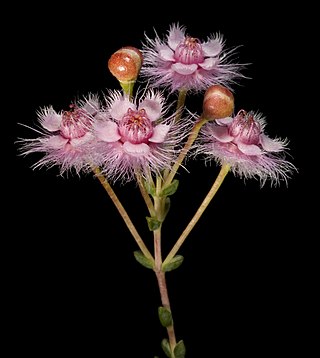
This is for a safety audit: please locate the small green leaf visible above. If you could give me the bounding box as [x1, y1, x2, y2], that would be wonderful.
[160, 179, 179, 197]
[158, 306, 173, 327]
[133, 251, 154, 269]
[163, 197, 171, 219]
[161, 338, 172, 358]
[146, 216, 162, 231]
[174, 340, 186, 358]
[162, 255, 184, 272]
[144, 179, 156, 196]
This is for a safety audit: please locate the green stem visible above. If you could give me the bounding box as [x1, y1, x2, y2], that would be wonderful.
[162, 163, 230, 267]
[174, 88, 187, 123]
[120, 80, 135, 97]
[163, 116, 208, 188]
[155, 270, 177, 353]
[153, 219, 177, 355]
[153, 176, 177, 355]
[135, 172, 156, 217]
[92, 166, 154, 263]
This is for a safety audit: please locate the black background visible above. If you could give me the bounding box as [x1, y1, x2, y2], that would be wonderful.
[7, 2, 316, 357]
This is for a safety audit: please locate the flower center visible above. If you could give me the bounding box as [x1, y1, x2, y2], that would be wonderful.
[174, 36, 204, 64]
[229, 110, 261, 145]
[118, 108, 153, 144]
[61, 105, 92, 139]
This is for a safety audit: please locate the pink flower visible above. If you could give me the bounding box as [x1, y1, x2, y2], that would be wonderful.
[195, 110, 297, 186]
[18, 95, 101, 175]
[94, 89, 191, 183]
[140, 23, 244, 93]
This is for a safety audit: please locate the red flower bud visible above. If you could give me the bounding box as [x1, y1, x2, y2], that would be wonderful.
[108, 46, 143, 82]
[203, 85, 234, 120]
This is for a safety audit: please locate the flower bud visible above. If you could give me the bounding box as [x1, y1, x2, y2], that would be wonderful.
[108, 46, 143, 82]
[203, 85, 234, 120]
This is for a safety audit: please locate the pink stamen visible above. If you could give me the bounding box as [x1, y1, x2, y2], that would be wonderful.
[229, 110, 261, 145]
[60, 106, 91, 140]
[174, 36, 204, 64]
[118, 108, 154, 144]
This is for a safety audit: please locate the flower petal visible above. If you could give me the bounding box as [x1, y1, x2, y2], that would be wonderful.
[149, 124, 170, 143]
[94, 111, 109, 121]
[202, 39, 222, 57]
[215, 117, 234, 125]
[123, 142, 150, 156]
[94, 121, 121, 142]
[209, 125, 234, 142]
[71, 132, 95, 147]
[46, 135, 68, 149]
[260, 134, 284, 152]
[158, 45, 175, 61]
[167, 25, 185, 50]
[41, 111, 62, 131]
[198, 57, 218, 70]
[81, 98, 100, 115]
[171, 63, 198, 75]
[110, 97, 136, 121]
[237, 143, 262, 156]
[139, 98, 162, 122]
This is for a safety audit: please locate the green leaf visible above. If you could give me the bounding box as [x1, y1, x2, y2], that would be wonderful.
[162, 255, 184, 272]
[146, 216, 162, 231]
[163, 197, 171, 219]
[158, 306, 173, 327]
[144, 179, 156, 196]
[160, 179, 179, 197]
[174, 340, 186, 358]
[133, 251, 154, 269]
[161, 338, 172, 358]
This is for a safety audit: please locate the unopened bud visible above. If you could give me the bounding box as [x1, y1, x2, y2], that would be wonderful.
[108, 46, 143, 82]
[203, 85, 234, 120]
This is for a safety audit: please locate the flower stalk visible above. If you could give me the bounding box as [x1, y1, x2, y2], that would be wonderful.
[174, 88, 188, 123]
[92, 166, 154, 263]
[164, 116, 208, 187]
[163, 163, 230, 268]
[135, 171, 156, 217]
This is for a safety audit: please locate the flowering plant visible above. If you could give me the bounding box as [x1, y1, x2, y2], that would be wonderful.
[18, 23, 296, 357]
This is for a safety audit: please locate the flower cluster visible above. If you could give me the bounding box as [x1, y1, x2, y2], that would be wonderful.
[94, 89, 192, 182]
[196, 108, 296, 186]
[140, 23, 245, 92]
[19, 88, 192, 181]
[17, 23, 297, 357]
[19, 23, 295, 186]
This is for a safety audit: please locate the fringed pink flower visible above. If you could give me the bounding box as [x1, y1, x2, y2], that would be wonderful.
[18, 95, 101, 175]
[94, 89, 191, 183]
[195, 110, 297, 186]
[140, 23, 244, 93]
